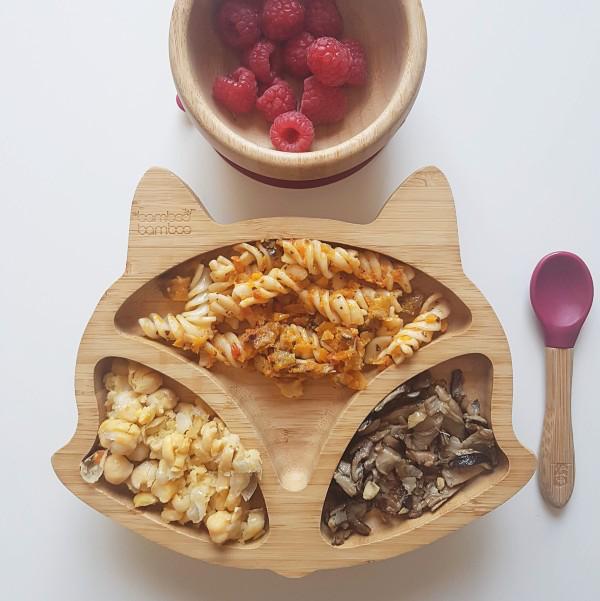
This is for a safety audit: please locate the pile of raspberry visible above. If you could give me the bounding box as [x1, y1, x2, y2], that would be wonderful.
[212, 0, 368, 153]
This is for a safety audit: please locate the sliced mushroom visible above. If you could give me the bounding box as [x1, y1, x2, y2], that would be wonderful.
[450, 450, 491, 468]
[375, 446, 403, 475]
[324, 368, 500, 544]
[406, 449, 437, 467]
[374, 384, 408, 413]
[334, 472, 358, 497]
[442, 464, 486, 487]
[451, 369, 465, 404]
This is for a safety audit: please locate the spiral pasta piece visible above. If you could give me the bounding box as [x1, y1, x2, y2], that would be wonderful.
[139, 264, 215, 352]
[199, 332, 245, 368]
[367, 293, 451, 365]
[279, 239, 359, 279]
[299, 287, 367, 327]
[138, 311, 216, 353]
[279, 239, 415, 291]
[232, 265, 308, 308]
[233, 242, 278, 273]
[353, 250, 414, 292]
[209, 256, 236, 285]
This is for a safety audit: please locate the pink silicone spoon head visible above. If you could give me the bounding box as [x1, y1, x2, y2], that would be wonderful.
[530, 252, 594, 348]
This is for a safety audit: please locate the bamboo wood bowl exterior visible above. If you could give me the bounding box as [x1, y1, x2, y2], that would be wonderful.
[52, 166, 536, 577]
[169, 0, 428, 185]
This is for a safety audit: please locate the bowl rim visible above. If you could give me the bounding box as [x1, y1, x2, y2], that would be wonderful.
[169, 0, 428, 181]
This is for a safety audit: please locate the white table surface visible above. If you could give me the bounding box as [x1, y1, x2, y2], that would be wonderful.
[1, 1, 599, 599]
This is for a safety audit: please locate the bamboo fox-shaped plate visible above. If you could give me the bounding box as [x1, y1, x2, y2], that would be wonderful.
[52, 166, 536, 578]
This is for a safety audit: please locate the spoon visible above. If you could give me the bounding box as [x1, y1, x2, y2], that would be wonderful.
[530, 251, 594, 507]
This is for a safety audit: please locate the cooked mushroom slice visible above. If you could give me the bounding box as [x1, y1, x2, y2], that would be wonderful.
[423, 481, 459, 511]
[406, 449, 437, 467]
[385, 404, 419, 425]
[375, 489, 407, 515]
[438, 432, 463, 464]
[394, 460, 423, 480]
[462, 428, 497, 455]
[327, 504, 349, 531]
[374, 384, 408, 413]
[464, 414, 489, 431]
[368, 426, 391, 443]
[345, 500, 371, 535]
[404, 414, 443, 451]
[350, 438, 374, 481]
[464, 398, 481, 417]
[337, 460, 352, 478]
[375, 446, 404, 475]
[381, 434, 402, 451]
[450, 449, 492, 469]
[357, 417, 381, 436]
[407, 409, 428, 430]
[450, 369, 465, 404]
[331, 529, 353, 546]
[334, 471, 359, 497]
[441, 464, 486, 488]
[412, 371, 433, 391]
[435, 385, 466, 438]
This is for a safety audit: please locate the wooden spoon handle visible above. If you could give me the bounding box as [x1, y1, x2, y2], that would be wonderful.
[539, 347, 575, 507]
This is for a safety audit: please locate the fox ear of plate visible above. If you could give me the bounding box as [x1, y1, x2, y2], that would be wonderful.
[125, 168, 221, 276]
[370, 166, 461, 268]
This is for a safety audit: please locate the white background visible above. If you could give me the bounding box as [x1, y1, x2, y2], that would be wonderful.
[1, 1, 599, 599]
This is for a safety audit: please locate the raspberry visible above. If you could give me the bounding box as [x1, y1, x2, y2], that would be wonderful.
[212, 67, 258, 114]
[300, 75, 347, 124]
[243, 39, 283, 84]
[344, 39, 368, 86]
[257, 79, 297, 121]
[217, 0, 261, 49]
[283, 32, 315, 78]
[305, 0, 343, 38]
[306, 36, 351, 87]
[261, 0, 305, 42]
[270, 111, 315, 152]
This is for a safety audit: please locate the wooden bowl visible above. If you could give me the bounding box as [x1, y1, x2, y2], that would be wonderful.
[169, 0, 428, 187]
[52, 166, 536, 577]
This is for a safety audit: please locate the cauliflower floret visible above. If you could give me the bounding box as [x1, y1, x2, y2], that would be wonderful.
[98, 419, 141, 455]
[103, 372, 131, 393]
[128, 362, 163, 394]
[106, 390, 144, 423]
[147, 388, 178, 415]
[129, 460, 158, 492]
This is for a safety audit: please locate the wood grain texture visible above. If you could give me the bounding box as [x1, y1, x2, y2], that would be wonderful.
[169, 0, 428, 182]
[52, 166, 536, 577]
[539, 347, 575, 508]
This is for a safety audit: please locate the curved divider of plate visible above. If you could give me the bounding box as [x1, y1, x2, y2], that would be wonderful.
[52, 166, 536, 578]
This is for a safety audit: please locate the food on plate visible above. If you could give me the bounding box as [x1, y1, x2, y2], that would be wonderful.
[323, 369, 500, 544]
[212, 0, 369, 152]
[80, 359, 265, 545]
[138, 240, 451, 397]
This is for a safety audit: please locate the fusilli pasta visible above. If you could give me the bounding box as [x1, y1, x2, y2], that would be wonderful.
[232, 265, 308, 307]
[138, 240, 450, 395]
[299, 287, 367, 327]
[366, 293, 450, 365]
